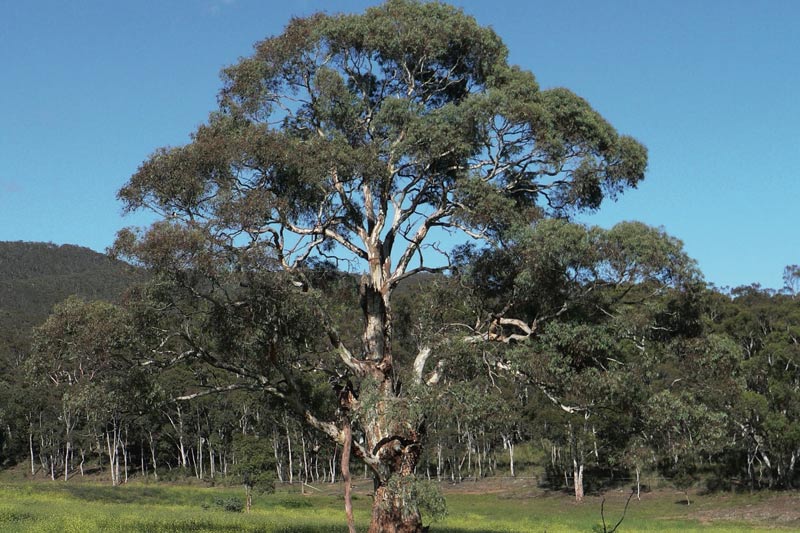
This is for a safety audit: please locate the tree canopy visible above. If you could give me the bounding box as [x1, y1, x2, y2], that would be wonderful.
[108, 2, 650, 531]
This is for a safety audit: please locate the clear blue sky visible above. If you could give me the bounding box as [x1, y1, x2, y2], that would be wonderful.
[2, 0, 798, 289]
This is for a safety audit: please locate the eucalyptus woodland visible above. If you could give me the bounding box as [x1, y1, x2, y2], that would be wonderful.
[111, 1, 647, 530]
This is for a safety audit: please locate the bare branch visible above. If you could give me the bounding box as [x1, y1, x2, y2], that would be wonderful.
[176, 383, 260, 401]
[412, 347, 432, 385]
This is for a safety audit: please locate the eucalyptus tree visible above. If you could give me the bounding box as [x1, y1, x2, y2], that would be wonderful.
[113, 1, 646, 530]
[28, 296, 148, 485]
[453, 219, 703, 500]
[712, 285, 800, 488]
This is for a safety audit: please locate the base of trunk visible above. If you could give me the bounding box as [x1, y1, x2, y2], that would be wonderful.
[368, 480, 424, 533]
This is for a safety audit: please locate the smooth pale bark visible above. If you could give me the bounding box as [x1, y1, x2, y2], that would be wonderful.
[503, 435, 515, 477]
[29, 432, 35, 476]
[148, 431, 159, 481]
[122, 433, 129, 484]
[636, 467, 641, 500]
[286, 429, 293, 484]
[573, 458, 585, 502]
[106, 430, 117, 486]
[302, 434, 309, 487]
[272, 434, 283, 482]
[342, 420, 357, 533]
[63, 441, 70, 481]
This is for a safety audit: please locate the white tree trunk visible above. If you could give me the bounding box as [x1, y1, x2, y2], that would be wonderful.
[573, 458, 584, 502]
[29, 431, 36, 476]
[286, 430, 294, 484]
[148, 431, 159, 481]
[64, 441, 70, 481]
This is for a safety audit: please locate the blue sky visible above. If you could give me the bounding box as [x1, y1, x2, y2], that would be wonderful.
[2, 0, 798, 289]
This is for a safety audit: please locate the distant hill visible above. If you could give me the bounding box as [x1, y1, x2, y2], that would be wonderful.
[0, 241, 144, 364]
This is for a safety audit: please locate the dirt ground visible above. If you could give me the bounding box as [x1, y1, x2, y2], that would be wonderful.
[348, 475, 800, 528]
[692, 492, 800, 525]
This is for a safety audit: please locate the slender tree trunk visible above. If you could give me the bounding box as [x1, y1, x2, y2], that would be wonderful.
[436, 440, 443, 482]
[210, 442, 215, 479]
[466, 430, 472, 478]
[64, 440, 70, 481]
[29, 431, 36, 476]
[198, 436, 204, 480]
[166, 409, 188, 469]
[314, 446, 320, 482]
[123, 431, 129, 484]
[573, 458, 584, 502]
[342, 420, 357, 533]
[636, 466, 641, 500]
[106, 430, 118, 486]
[330, 445, 337, 483]
[503, 435, 515, 477]
[273, 434, 283, 483]
[148, 431, 158, 481]
[302, 433, 309, 487]
[286, 426, 294, 484]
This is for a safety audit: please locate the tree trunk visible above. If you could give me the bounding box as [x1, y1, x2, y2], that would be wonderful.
[503, 434, 515, 477]
[636, 466, 641, 500]
[64, 441, 70, 481]
[166, 409, 188, 469]
[573, 458, 584, 502]
[122, 432, 129, 484]
[360, 378, 424, 532]
[436, 441, 442, 482]
[286, 422, 293, 484]
[148, 431, 158, 481]
[354, 261, 425, 532]
[369, 471, 424, 533]
[29, 431, 36, 476]
[210, 442, 215, 479]
[302, 433, 309, 486]
[106, 430, 117, 486]
[330, 445, 337, 483]
[342, 420, 357, 533]
[273, 434, 284, 483]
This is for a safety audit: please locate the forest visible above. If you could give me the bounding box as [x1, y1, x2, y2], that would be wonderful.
[2, 240, 800, 529]
[2, 1, 799, 532]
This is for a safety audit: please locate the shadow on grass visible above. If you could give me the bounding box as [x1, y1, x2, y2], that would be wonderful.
[63, 484, 183, 505]
[100, 523, 505, 533]
[0, 509, 37, 524]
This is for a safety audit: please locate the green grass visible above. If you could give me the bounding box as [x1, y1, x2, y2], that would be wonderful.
[0, 478, 797, 532]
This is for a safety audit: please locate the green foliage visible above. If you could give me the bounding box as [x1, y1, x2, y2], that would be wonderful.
[413, 479, 447, 524]
[232, 434, 276, 494]
[383, 474, 447, 523]
[212, 496, 245, 513]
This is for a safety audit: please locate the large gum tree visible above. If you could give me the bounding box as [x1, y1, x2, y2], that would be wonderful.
[115, 1, 646, 531]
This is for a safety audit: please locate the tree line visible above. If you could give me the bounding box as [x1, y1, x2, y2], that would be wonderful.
[1, 259, 799, 499]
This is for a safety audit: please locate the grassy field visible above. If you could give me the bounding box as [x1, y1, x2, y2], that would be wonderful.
[0, 475, 798, 532]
